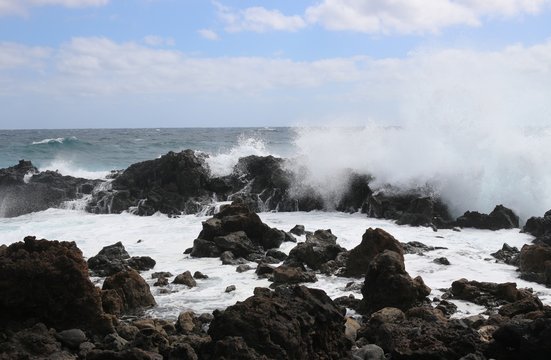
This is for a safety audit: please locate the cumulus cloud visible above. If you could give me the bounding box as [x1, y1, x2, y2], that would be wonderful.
[0, 0, 108, 16]
[143, 35, 175, 47]
[305, 0, 550, 34]
[215, 2, 306, 33]
[198, 29, 219, 41]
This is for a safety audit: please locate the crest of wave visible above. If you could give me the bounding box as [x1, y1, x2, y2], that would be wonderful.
[290, 119, 551, 220]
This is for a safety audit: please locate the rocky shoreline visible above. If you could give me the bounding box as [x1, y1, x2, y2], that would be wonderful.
[2, 153, 551, 359]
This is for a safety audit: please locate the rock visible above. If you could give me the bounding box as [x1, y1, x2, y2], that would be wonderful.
[358, 306, 484, 359]
[401, 240, 446, 255]
[0, 236, 112, 334]
[255, 262, 275, 277]
[366, 189, 452, 228]
[343, 228, 404, 277]
[358, 250, 431, 314]
[151, 271, 172, 279]
[352, 344, 385, 360]
[272, 265, 317, 284]
[153, 276, 168, 287]
[193, 271, 208, 279]
[190, 203, 285, 258]
[486, 317, 551, 359]
[456, 205, 519, 230]
[101, 289, 124, 316]
[345, 317, 361, 341]
[498, 296, 543, 317]
[336, 173, 372, 213]
[265, 248, 287, 261]
[127, 256, 156, 272]
[0, 160, 101, 217]
[87, 241, 130, 276]
[225, 285, 236, 293]
[306, 229, 337, 246]
[436, 300, 458, 317]
[286, 241, 346, 271]
[290, 224, 306, 236]
[173, 271, 197, 288]
[519, 244, 551, 286]
[523, 209, 551, 238]
[491, 243, 520, 266]
[220, 250, 248, 265]
[434, 257, 451, 265]
[236, 264, 252, 273]
[176, 311, 201, 334]
[207, 286, 351, 359]
[102, 269, 156, 314]
[0, 323, 66, 359]
[56, 329, 87, 349]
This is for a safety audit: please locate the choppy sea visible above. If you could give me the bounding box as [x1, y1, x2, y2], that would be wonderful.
[1, 126, 550, 319]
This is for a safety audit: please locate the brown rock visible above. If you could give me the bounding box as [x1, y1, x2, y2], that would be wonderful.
[102, 269, 156, 314]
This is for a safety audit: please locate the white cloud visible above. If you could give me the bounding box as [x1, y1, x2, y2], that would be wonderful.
[215, 2, 306, 33]
[0, 0, 108, 16]
[143, 35, 175, 47]
[198, 29, 219, 41]
[305, 0, 550, 34]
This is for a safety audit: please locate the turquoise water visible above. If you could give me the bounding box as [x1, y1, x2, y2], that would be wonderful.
[0, 127, 295, 172]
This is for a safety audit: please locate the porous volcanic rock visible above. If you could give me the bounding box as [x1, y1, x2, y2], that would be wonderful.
[102, 269, 156, 315]
[0, 236, 113, 334]
[455, 205, 519, 230]
[207, 286, 351, 359]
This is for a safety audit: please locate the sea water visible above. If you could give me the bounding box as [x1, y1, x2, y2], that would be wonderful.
[1, 127, 550, 319]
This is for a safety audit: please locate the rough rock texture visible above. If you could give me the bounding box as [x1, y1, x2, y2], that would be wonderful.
[358, 307, 485, 359]
[207, 286, 352, 359]
[519, 244, 551, 286]
[358, 250, 431, 315]
[272, 265, 317, 284]
[190, 203, 286, 258]
[343, 228, 404, 278]
[455, 205, 519, 230]
[523, 209, 551, 238]
[102, 269, 156, 315]
[491, 243, 520, 266]
[0, 160, 100, 217]
[366, 189, 452, 228]
[88, 242, 156, 276]
[0, 236, 113, 334]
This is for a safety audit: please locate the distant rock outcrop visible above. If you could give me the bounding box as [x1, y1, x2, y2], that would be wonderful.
[455, 204, 519, 230]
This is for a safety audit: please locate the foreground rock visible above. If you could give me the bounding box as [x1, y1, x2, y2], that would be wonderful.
[0, 236, 113, 334]
[285, 229, 346, 272]
[0, 160, 100, 217]
[358, 250, 431, 315]
[102, 269, 156, 316]
[207, 286, 351, 359]
[518, 244, 551, 286]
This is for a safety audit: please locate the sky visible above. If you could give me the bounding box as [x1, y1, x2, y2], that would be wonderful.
[0, 0, 550, 129]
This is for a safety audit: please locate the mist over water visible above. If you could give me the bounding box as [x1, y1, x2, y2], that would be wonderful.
[291, 122, 551, 221]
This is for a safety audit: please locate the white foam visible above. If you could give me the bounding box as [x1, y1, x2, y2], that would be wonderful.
[291, 125, 551, 220]
[0, 209, 548, 320]
[31, 136, 77, 145]
[205, 135, 274, 177]
[38, 159, 110, 180]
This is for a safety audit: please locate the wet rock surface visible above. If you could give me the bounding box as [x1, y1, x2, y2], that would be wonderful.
[455, 205, 519, 230]
[87, 241, 157, 277]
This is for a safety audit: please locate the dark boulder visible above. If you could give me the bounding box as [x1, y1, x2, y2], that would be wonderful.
[0, 236, 113, 334]
[88, 242, 156, 276]
[491, 243, 520, 266]
[207, 286, 351, 359]
[127, 256, 156, 272]
[519, 244, 551, 286]
[523, 209, 551, 238]
[272, 265, 317, 284]
[343, 228, 404, 278]
[306, 229, 337, 246]
[336, 173, 372, 213]
[401, 241, 447, 255]
[433, 257, 451, 266]
[173, 271, 197, 288]
[358, 306, 485, 359]
[286, 242, 346, 271]
[102, 269, 156, 314]
[358, 250, 430, 315]
[486, 317, 551, 360]
[456, 205, 519, 230]
[0, 160, 101, 217]
[190, 203, 286, 258]
[289, 224, 305, 236]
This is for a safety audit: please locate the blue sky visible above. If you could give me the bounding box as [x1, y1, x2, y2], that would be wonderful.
[0, 0, 550, 129]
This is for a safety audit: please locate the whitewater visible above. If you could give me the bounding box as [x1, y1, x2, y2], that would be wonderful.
[1, 126, 551, 319]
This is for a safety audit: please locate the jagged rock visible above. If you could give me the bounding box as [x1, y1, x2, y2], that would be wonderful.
[523, 209, 551, 238]
[127, 256, 156, 272]
[212, 231, 261, 258]
[0, 236, 113, 334]
[0, 323, 68, 359]
[436, 300, 458, 317]
[0, 160, 100, 217]
[255, 262, 275, 277]
[366, 189, 452, 228]
[519, 244, 551, 286]
[173, 271, 197, 288]
[358, 250, 431, 314]
[265, 249, 287, 261]
[306, 229, 337, 246]
[286, 241, 346, 271]
[401, 241, 447, 255]
[151, 271, 172, 279]
[290, 224, 306, 236]
[262, 227, 286, 249]
[336, 173, 372, 213]
[343, 228, 404, 278]
[102, 269, 156, 314]
[207, 286, 351, 359]
[272, 265, 317, 284]
[434, 257, 451, 265]
[357, 306, 485, 359]
[153, 276, 168, 287]
[456, 205, 519, 230]
[176, 311, 201, 335]
[220, 251, 248, 265]
[88, 242, 155, 276]
[491, 243, 520, 266]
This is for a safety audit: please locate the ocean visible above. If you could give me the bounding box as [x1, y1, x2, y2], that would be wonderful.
[1, 126, 550, 319]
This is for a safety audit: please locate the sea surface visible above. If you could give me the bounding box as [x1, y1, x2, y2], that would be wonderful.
[1, 127, 550, 319]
